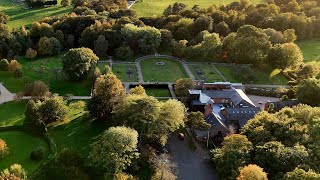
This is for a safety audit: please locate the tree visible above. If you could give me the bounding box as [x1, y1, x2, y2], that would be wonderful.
[115, 46, 133, 60]
[212, 134, 253, 179]
[94, 35, 108, 57]
[297, 78, 320, 106]
[61, 0, 70, 6]
[223, 25, 271, 65]
[237, 164, 268, 180]
[24, 80, 50, 98]
[13, 68, 24, 78]
[88, 126, 139, 175]
[216, 21, 230, 37]
[267, 43, 303, 70]
[175, 78, 194, 97]
[62, 48, 99, 80]
[0, 59, 9, 71]
[0, 164, 27, 180]
[284, 168, 320, 180]
[159, 29, 173, 48]
[130, 85, 146, 96]
[88, 74, 125, 120]
[8, 60, 21, 72]
[298, 64, 319, 79]
[37, 95, 68, 124]
[150, 154, 177, 180]
[102, 65, 112, 75]
[0, 139, 9, 159]
[25, 48, 37, 59]
[37, 37, 61, 56]
[187, 112, 211, 131]
[0, 12, 9, 24]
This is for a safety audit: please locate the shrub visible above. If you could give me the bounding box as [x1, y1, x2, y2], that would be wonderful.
[13, 68, 24, 78]
[30, 147, 45, 161]
[24, 80, 50, 97]
[0, 59, 9, 71]
[0, 138, 9, 159]
[0, 164, 27, 179]
[25, 48, 37, 59]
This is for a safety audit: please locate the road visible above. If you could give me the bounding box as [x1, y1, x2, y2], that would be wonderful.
[168, 136, 219, 180]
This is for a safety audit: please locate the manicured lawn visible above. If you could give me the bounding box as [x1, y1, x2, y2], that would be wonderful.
[0, 0, 72, 29]
[297, 39, 320, 65]
[189, 64, 223, 82]
[141, 58, 189, 82]
[112, 64, 138, 82]
[145, 88, 171, 97]
[0, 56, 92, 96]
[0, 131, 49, 173]
[216, 66, 288, 85]
[0, 100, 27, 127]
[131, 0, 261, 17]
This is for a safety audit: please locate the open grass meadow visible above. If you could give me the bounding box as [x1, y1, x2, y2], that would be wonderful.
[0, 56, 92, 96]
[0, 0, 72, 29]
[0, 100, 27, 127]
[0, 131, 49, 173]
[141, 58, 189, 82]
[216, 66, 288, 85]
[131, 0, 262, 17]
[297, 39, 320, 66]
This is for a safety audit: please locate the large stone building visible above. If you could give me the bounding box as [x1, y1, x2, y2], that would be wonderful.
[187, 82, 260, 142]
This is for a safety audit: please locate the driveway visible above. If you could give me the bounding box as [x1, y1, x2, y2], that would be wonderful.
[167, 136, 219, 180]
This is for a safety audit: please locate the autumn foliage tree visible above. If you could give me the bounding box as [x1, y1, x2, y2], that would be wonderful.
[88, 73, 125, 120]
[25, 48, 37, 59]
[88, 126, 139, 176]
[0, 139, 9, 159]
[237, 164, 268, 180]
[62, 48, 99, 80]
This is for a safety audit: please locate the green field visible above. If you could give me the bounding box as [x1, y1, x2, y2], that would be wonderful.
[297, 39, 320, 65]
[0, 56, 92, 96]
[0, 0, 72, 29]
[131, 0, 262, 17]
[0, 131, 48, 173]
[145, 88, 171, 97]
[189, 64, 223, 82]
[0, 100, 27, 127]
[141, 58, 189, 82]
[112, 64, 138, 82]
[216, 66, 288, 85]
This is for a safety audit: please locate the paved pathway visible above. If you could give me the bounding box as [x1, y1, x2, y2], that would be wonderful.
[168, 136, 219, 180]
[128, 0, 135, 8]
[0, 83, 15, 104]
[168, 84, 177, 99]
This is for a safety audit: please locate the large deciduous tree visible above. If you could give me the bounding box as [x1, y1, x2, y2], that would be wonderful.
[175, 78, 194, 97]
[237, 164, 268, 180]
[88, 126, 139, 175]
[267, 43, 303, 70]
[296, 78, 320, 106]
[223, 25, 271, 65]
[88, 73, 125, 120]
[62, 48, 99, 80]
[212, 134, 253, 179]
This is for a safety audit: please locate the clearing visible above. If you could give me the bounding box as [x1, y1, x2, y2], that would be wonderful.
[297, 39, 320, 66]
[0, 100, 27, 127]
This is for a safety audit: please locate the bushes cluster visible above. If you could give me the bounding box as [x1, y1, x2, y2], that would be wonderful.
[30, 147, 46, 161]
[0, 138, 9, 159]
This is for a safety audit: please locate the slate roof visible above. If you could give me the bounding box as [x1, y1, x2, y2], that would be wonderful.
[265, 100, 299, 111]
[199, 89, 255, 107]
[225, 107, 261, 127]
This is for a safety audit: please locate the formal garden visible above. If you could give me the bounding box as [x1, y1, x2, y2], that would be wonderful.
[98, 63, 139, 82]
[140, 58, 189, 82]
[188, 64, 223, 82]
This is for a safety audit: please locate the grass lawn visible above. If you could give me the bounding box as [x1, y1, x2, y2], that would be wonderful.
[0, 56, 92, 96]
[189, 64, 223, 82]
[216, 66, 288, 85]
[49, 103, 107, 156]
[141, 58, 189, 82]
[112, 64, 138, 82]
[0, 100, 27, 127]
[297, 39, 320, 65]
[0, 0, 72, 29]
[145, 88, 171, 97]
[0, 131, 49, 173]
[131, 0, 262, 17]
